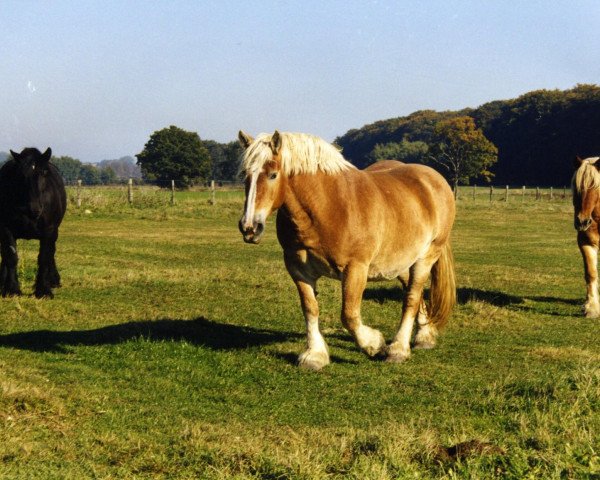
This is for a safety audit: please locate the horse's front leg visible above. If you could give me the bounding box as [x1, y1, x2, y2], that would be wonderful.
[341, 263, 386, 358]
[0, 229, 21, 296]
[388, 258, 434, 363]
[579, 242, 600, 318]
[35, 237, 56, 298]
[47, 238, 61, 288]
[294, 278, 330, 370]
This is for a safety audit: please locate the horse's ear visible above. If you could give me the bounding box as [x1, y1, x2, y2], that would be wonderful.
[238, 131, 253, 149]
[270, 130, 282, 155]
[574, 156, 584, 168]
[40, 148, 52, 163]
[10, 150, 20, 161]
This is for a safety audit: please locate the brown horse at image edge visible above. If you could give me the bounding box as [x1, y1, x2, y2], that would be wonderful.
[572, 155, 600, 317]
[238, 130, 456, 370]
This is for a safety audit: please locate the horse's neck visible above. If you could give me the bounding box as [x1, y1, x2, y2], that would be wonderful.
[282, 171, 354, 230]
[281, 172, 333, 227]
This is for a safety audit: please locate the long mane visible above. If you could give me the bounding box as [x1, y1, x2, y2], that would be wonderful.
[572, 157, 600, 196]
[241, 132, 356, 176]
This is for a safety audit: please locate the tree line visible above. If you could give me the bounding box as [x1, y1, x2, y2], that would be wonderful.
[0, 128, 241, 187]
[335, 84, 600, 186]
[3, 84, 596, 188]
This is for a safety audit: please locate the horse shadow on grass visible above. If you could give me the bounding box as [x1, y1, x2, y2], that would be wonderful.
[0, 317, 302, 354]
[364, 286, 580, 316]
[0, 317, 357, 366]
[363, 286, 523, 307]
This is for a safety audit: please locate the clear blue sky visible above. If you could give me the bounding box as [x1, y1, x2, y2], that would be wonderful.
[1, 0, 599, 162]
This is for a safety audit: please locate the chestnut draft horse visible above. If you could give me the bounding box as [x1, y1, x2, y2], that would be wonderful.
[572, 156, 600, 317]
[238, 130, 456, 370]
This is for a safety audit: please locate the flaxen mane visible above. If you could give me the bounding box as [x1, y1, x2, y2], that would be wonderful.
[572, 157, 600, 196]
[242, 132, 356, 176]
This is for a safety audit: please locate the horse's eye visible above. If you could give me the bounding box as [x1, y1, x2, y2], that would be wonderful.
[268, 172, 278, 180]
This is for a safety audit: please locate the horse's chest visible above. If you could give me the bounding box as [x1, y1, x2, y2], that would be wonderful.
[2, 208, 47, 239]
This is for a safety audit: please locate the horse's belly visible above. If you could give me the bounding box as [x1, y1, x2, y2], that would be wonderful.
[367, 264, 407, 281]
[366, 243, 428, 281]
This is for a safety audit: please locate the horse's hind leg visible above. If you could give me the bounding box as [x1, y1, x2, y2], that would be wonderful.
[398, 272, 437, 350]
[341, 263, 386, 358]
[388, 257, 436, 363]
[294, 278, 330, 370]
[580, 243, 600, 318]
[0, 230, 21, 296]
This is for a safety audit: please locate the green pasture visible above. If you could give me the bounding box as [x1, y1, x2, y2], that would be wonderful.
[0, 186, 598, 479]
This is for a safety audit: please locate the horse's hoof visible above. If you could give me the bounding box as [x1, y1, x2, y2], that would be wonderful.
[1, 288, 22, 297]
[298, 350, 329, 371]
[583, 303, 600, 318]
[34, 290, 54, 299]
[356, 326, 387, 358]
[386, 342, 410, 363]
[386, 352, 410, 364]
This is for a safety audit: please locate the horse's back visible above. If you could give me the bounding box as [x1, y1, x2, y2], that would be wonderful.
[365, 161, 454, 217]
[361, 160, 455, 248]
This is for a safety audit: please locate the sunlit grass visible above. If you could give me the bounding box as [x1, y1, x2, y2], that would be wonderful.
[0, 187, 598, 478]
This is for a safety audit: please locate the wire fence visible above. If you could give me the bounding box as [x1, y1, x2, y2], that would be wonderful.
[67, 179, 574, 211]
[458, 185, 572, 202]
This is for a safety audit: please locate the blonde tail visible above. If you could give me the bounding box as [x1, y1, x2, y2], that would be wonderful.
[428, 242, 456, 329]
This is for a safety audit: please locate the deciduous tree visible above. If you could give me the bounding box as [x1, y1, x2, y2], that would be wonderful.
[136, 126, 211, 187]
[429, 116, 498, 196]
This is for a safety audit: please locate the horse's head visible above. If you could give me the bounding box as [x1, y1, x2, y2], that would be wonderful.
[237, 130, 287, 244]
[9, 147, 52, 217]
[572, 156, 600, 231]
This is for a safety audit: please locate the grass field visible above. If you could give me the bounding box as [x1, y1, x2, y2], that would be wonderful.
[0, 186, 598, 479]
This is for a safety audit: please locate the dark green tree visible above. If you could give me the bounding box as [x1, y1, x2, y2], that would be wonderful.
[369, 139, 429, 165]
[429, 116, 498, 197]
[79, 164, 101, 185]
[99, 166, 118, 185]
[201, 140, 243, 182]
[52, 156, 82, 184]
[136, 126, 211, 187]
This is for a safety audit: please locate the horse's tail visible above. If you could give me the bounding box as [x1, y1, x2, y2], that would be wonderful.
[428, 241, 456, 329]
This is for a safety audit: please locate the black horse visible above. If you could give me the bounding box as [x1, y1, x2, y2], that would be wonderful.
[0, 148, 66, 298]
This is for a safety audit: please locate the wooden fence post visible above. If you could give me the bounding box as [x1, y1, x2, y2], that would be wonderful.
[210, 180, 216, 205]
[489, 185, 493, 202]
[550, 187, 553, 200]
[170, 180, 175, 206]
[76, 179, 82, 208]
[505, 185, 509, 202]
[128, 178, 133, 205]
[522, 186, 525, 202]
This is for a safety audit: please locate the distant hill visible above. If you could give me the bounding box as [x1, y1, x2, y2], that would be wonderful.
[335, 84, 600, 186]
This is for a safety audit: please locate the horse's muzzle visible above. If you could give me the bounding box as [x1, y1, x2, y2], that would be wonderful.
[575, 216, 593, 232]
[239, 218, 264, 244]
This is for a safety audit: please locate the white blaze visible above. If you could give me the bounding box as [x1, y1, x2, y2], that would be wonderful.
[242, 171, 259, 229]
